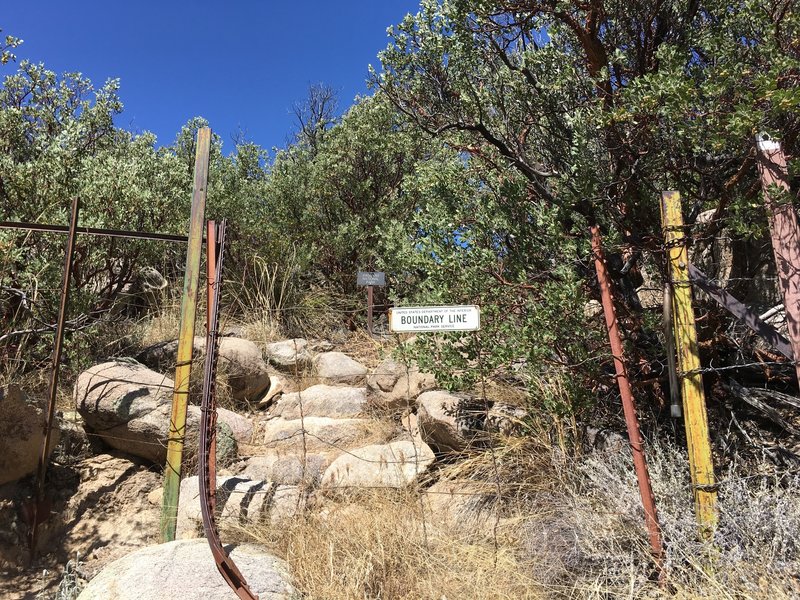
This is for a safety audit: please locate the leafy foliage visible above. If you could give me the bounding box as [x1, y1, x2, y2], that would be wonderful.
[2, 2, 798, 413]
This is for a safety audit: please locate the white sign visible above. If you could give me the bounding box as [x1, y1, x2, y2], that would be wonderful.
[389, 305, 480, 332]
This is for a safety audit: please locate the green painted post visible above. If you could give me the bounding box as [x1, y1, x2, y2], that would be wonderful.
[160, 127, 211, 542]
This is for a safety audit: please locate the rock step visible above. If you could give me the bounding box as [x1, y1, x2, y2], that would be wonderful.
[256, 416, 378, 454]
[321, 440, 435, 490]
[269, 384, 367, 420]
[176, 476, 301, 539]
[242, 451, 334, 488]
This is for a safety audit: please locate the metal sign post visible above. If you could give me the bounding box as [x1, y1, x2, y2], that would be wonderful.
[357, 271, 385, 335]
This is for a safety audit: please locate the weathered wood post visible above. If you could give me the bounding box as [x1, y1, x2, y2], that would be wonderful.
[160, 127, 211, 542]
[755, 134, 800, 385]
[660, 191, 717, 538]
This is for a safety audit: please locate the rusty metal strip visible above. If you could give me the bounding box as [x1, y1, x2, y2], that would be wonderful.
[198, 220, 259, 600]
[0, 220, 190, 242]
[591, 226, 665, 572]
[27, 197, 80, 555]
[688, 263, 794, 360]
[160, 127, 211, 542]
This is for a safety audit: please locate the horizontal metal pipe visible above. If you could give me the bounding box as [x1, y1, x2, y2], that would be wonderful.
[0, 221, 192, 243]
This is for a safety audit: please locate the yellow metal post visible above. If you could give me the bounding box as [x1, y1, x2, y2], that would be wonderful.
[160, 127, 211, 542]
[660, 190, 717, 538]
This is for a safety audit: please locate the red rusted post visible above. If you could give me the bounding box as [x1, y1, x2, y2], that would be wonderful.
[198, 221, 259, 600]
[591, 225, 665, 569]
[756, 135, 800, 385]
[28, 197, 80, 554]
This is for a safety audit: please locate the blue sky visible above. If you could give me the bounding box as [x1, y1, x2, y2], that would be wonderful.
[3, 1, 421, 152]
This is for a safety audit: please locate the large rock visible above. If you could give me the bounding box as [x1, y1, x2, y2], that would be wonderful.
[114, 267, 169, 316]
[74, 361, 239, 464]
[367, 358, 436, 411]
[265, 338, 311, 372]
[321, 440, 435, 489]
[258, 416, 375, 454]
[136, 339, 187, 372]
[313, 352, 368, 385]
[137, 337, 272, 402]
[243, 451, 332, 487]
[215, 337, 273, 401]
[76, 539, 295, 600]
[416, 391, 486, 453]
[0, 386, 59, 485]
[176, 476, 301, 539]
[269, 384, 367, 420]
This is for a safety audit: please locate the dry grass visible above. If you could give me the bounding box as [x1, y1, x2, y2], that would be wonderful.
[523, 437, 800, 598]
[336, 328, 395, 370]
[232, 430, 800, 599]
[240, 488, 542, 600]
[136, 298, 183, 348]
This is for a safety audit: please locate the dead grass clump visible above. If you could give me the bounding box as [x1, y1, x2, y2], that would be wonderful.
[242, 488, 542, 600]
[531, 437, 800, 598]
[136, 298, 182, 348]
[335, 328, 393, 370]
[434, 431, 558, 506]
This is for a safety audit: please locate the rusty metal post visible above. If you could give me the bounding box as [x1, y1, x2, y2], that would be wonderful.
[160, 127, 211, 542]
[756, 135, 800, 385]
[660, 191, 717, 538]
[591, 226, 665, 568]
[27, 197, 80, 554]
[367, 285, 374, 335]
[198, 221, 258, 600]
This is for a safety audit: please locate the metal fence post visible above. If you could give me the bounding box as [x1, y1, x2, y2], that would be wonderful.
[28, 196, 80, 554]
[591, 226, 665, 569]
[660, 190, 717, 539]
[160, 127, 211, 542]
